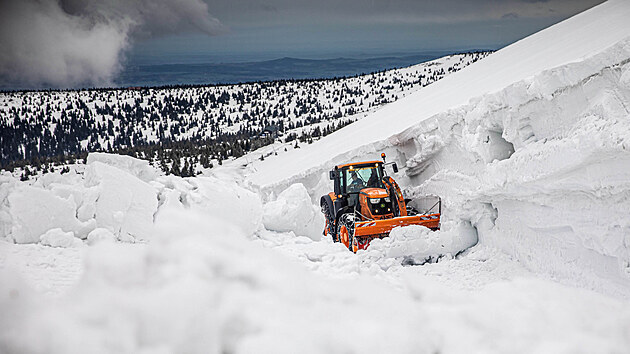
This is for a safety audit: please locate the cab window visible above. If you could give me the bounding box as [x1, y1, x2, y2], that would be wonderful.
[343, 165, 383, 193]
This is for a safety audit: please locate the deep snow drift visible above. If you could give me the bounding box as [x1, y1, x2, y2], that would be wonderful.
[4, 205, 630, 354]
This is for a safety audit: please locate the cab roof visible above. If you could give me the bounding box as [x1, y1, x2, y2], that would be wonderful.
[335, 161, 383, 169]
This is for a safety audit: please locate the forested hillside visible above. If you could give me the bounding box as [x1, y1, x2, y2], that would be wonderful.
[0, 52, 489, 177]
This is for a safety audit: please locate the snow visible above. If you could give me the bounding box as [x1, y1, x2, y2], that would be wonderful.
[156, 175, 263, 236]
[409, 38, 630, 296]
[262, 183, 324, 240]
[86, 228, 117, 245]
[363, 222, 478, 265]
[86, 152, 158, 183]
[85, 161, 158, 242]
[3, 209, 630, 353]
[40, 228, 82, 248]
[6, 184, 94, 243]
[2, 0, 630, 352]
[0, 241, 84, 297]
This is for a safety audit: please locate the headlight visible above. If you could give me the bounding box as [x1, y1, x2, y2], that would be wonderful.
[384, 197, 391, 203]
[369, 198, 380, 204]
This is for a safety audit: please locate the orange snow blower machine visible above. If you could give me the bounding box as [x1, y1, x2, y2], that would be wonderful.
[320, 153, 440, 253]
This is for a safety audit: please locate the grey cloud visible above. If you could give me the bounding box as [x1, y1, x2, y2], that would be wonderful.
[207, 0, 603, 26]
[0, 0, 224, 88]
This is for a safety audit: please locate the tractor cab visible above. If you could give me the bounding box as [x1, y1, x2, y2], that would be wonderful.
[328, 154, 399, 213]
[332, 161, 387, 212]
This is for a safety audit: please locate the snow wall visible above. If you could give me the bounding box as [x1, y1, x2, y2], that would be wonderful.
[0, 153, 262, 245]
[257, 37, 630, 296]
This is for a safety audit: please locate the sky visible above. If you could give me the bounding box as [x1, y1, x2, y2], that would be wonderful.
[0, 0, 605, 88]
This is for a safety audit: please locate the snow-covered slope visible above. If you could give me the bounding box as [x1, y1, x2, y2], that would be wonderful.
[248, 0, 630, 187]
[245, 0, 630, 296]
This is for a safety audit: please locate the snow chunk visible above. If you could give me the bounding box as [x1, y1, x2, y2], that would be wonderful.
[7, 185, 93, 244]
[0, 176, 16, 240]
[175, 176, 263, 236]
[87, 152, 158, 183]
[620, 62, 630, 88]
[262, 183, 324, 240]
[85, 161, 158, 242]
[40, 228, 82, 248]
[364, 222, 478, 265]
[87, 228, 117, 245]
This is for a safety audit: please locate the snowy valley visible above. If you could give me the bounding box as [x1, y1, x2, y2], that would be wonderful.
[1, 52, 489, 177]
[2, 1, 630, 353]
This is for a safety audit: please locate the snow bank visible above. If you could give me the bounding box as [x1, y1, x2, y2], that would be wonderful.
[87, 152, 158, 183]
[40, 229, 82, 248]
[85, 161, 158, 242]
[156, 175, 263, 236]
[86, 228, 117, 245]
[407, 38, 630, 295]
[262, 183, 324, 240]
[0, 177, 13, 240]
[0, 153, 258, 245]
[363, 222, 478, 266]
[0, 208, 427, 353]
[398, 40, 630, 295]
[0, 151, 266, 245]
[6, 184, 94, 243]
[2, 208, 630, 353]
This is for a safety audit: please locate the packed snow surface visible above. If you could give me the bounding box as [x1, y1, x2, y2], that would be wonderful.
[3, 0, 630, 352]
[3, 208, 630, 353]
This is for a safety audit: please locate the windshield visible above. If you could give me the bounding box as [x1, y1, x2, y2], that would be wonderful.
[343, 164, 383, 193]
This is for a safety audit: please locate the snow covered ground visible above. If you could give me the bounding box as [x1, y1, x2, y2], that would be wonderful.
[2, 0, 630, 353]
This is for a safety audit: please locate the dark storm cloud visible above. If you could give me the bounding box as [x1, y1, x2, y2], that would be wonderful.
[206, 0, 603, 26]
[0, 0, 224, 88]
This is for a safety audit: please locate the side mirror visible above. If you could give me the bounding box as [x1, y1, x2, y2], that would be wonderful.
[392, 163, 398, 173]
[329, 170, 336, 180]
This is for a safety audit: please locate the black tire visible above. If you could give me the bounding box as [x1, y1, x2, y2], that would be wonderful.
[321, 201, 337, 242]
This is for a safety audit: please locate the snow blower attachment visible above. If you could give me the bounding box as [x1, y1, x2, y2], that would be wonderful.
[320, 153, 441, 252]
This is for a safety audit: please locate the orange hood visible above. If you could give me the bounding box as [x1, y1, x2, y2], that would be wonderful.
[360, 188, 389, 198]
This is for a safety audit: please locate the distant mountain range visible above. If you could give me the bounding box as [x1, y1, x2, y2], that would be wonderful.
[115, 52, 488, 87]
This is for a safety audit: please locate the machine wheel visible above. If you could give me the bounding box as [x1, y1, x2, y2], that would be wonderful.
[351, 234, 359, 253]
[337, 214, 356, 252]
[321, 201, 337, 242]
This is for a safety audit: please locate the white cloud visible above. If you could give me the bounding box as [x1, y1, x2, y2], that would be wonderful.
[0, 0, 224, 88]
